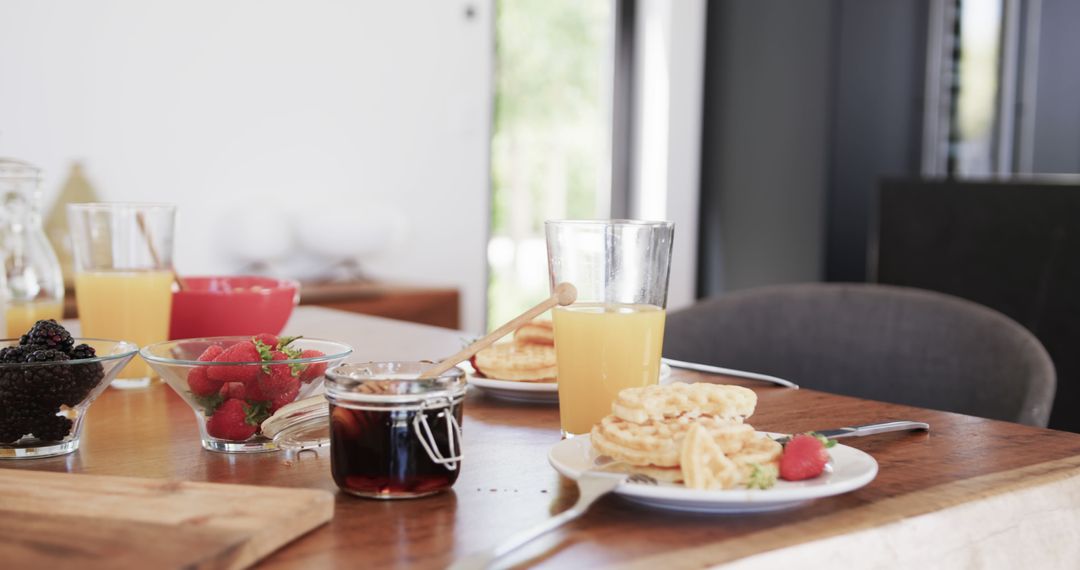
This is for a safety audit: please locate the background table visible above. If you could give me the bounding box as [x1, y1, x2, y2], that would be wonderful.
[6, 307, 1080, 568]
[63, 281, 462, 329]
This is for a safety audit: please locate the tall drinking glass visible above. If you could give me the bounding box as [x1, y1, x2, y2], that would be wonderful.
[546, 219, 674, 436]
[68, 203, 176, 389]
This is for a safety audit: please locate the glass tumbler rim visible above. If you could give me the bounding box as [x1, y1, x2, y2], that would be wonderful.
[545, 218, 673, 228]
[66, 202, 177, 213]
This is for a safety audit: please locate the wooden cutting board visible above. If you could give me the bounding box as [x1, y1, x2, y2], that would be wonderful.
[0, 469, 334, 569]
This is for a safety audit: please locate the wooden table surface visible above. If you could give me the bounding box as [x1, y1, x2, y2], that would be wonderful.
[6, 307, 1080, 568]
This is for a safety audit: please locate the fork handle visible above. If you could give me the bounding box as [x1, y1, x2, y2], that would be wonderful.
[448, 500, 592, 570]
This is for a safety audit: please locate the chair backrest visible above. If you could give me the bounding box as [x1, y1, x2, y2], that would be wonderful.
[664, 283, 1056, 427]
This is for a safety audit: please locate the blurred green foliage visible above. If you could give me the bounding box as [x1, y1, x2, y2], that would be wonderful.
[488, 0, 609, 330]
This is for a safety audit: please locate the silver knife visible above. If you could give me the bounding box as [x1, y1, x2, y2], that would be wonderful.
[662, 357, 800, 389]
[777, 421, 930, 443]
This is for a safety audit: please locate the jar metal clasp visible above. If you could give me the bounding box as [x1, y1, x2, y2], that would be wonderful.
[412, 397, 463, 471]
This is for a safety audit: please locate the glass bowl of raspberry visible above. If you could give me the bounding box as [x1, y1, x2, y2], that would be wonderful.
[141, 334, 353, 453]
[0, 321, 139, 458]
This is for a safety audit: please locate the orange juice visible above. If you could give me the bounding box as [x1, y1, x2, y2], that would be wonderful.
[552, 303, 666, 435]
[4, 300, 64, 337]
[75, 270, 174, 379]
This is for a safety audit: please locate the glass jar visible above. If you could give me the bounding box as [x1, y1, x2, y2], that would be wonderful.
[261, 361, 467, 499]
[0, 159, 64, 338]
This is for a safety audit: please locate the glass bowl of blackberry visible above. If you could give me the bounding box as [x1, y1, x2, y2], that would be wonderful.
[0, 319, 138, 458]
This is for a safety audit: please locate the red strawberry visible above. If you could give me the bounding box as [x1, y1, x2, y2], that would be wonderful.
[244, 378, 271, 401]
[188, 345, 228, 395]
[205, 399, 261, 441]
[218, 382, 247, 400]
[779, 434, 830, 481]
[207, 341, 260, 383]
[198, 345, 225, 362]
[187, 367, 222, 396]
[258, 351, 300, 398]
[253, 333, 279, 348]
[298, 350, 327, 383]
[269, 381, 301, 412]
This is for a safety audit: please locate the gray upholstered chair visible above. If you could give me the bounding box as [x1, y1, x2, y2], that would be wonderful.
[664, 283, 1056, 427]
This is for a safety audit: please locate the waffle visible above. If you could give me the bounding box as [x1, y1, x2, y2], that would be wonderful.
[472, 342, 557, 382]
[681, 424, 742, 490]
[590, 414, 754, 468]
[730, 435, 782, 482]
[611, 383, 757, 424]
[601, 461, 684, 483]
[513, 320, 554, 346]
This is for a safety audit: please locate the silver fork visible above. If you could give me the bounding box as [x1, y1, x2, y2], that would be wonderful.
[449, 469, 657, 570]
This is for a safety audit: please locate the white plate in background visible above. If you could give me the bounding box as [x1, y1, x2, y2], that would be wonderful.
[466, 363, 673, 404]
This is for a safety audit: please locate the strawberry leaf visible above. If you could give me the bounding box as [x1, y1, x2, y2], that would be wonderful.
[252, 341, 276, 375]
[746, 463, 777, 489]
[277, 335, 301, 349]
[278, 345, 305, 376]
[192, 392, 225, 416]
[244, 401, 271, 426]
[808, 432, 837, 448]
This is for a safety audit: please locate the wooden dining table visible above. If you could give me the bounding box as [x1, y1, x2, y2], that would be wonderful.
[6, 306, 1080, 568]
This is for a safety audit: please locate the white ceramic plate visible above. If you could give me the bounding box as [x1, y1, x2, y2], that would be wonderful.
[548, 433, 878, 513]
[465, 363, 673, 404]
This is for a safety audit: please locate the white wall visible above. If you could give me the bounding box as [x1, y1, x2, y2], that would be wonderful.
[0, 0, 493, 333]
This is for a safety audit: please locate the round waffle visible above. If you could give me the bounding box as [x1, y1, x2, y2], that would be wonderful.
[602, 462, 684, 483]
[473, 342, 557, 382]
[611, 383, 757, 424]
[513, 320, 554, 346]
[590, 414, 754, 468]
[731, 435, 783, 482]
[680, 423, 742, 490]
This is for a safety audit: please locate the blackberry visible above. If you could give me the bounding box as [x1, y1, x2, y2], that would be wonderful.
[70, 343, 98, 360]
[25, 349, 70, 364]
[29, 414, 73, 442]
[0, 345, 30, 363]
[20, 319, 75, 352]
[0, 336, 96, 444]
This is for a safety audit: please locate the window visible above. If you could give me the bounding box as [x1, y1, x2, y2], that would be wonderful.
[488, 0, 613, 329]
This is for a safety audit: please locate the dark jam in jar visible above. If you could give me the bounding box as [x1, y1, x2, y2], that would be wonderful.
[330, 402, 464, 498]
[324, 362, 467, 499]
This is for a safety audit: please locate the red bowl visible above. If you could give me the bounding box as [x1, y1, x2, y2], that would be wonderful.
[169, 276, 299, 340]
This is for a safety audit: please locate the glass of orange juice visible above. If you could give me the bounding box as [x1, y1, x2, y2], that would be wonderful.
[546, 220, 675, 436]
[68, 203, 176, 389]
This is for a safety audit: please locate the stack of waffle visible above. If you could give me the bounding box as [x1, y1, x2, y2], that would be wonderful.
[471, 320, 557, 383]
[590, 383, 782, 489]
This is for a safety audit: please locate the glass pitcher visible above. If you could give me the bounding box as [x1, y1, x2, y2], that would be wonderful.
[0, 158, 65, 338]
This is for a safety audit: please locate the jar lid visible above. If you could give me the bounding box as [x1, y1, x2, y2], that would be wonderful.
[325, 362, 467, 405]
[260, 362, 468, 451]
[261, 395, 330, 451]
